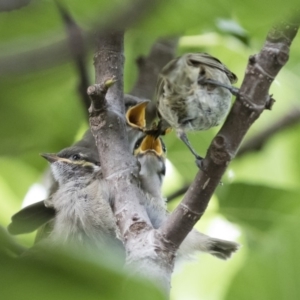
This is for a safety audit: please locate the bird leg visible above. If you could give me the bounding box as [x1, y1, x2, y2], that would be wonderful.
[198, 78, 239, 96]
[177, 131, 204, 169]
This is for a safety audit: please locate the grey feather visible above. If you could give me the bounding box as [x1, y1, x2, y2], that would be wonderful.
[8, 200, 55, 235]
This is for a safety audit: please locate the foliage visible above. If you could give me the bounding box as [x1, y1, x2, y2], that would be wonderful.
[1, 0, 300, 299]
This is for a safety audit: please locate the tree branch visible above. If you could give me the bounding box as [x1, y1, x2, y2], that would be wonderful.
[0, 0, 159, 77]
[160, 17, 300, 249]
[56, 2, 91, 115]
[237, 105, 300, 156]
[167, 105, 300, 202]
[88, 32, 173, 294]
[130, 38, 178, 125]
[166, 184, 190, 202]
[0, 0, 31, 11]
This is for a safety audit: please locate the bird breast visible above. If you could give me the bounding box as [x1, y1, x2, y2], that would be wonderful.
[158, 67, 232, 131]
[49, 179, 118, 244]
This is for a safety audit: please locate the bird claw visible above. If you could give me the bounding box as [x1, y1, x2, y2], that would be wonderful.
[195, 157, 204, 170]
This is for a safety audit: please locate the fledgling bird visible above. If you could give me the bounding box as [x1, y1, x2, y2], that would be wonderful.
[8, 96, 150, 241]
[9, 146, 121, 253]
[124, 94, 150, 153]
[134, 134, 167, 229]
[153, 52, 238, 167]
[40, 147, 120, 249]
[134, 134, 239, 260]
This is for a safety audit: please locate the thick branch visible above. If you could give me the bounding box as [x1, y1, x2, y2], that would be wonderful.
[89, 32, 173, 294]
[160, 18, 300, 248]
[168, 105, 300, 201]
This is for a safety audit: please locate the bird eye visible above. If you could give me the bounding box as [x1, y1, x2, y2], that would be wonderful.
[134, 137, 143, 150]
[71, 154, 81, 160]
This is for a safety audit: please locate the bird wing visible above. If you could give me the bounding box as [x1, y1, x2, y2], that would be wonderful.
[8, 200, 56, 235]
[187, 53, 238, 84]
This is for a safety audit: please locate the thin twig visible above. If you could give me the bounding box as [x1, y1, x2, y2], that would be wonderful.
[0, 0, 160, 77]
[237, 105, 300, 156]
[56, 1, 91, 114]
[0, 0, 30, 11]
[167, 184, 189, 202]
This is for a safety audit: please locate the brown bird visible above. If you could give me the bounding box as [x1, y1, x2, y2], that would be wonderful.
[153, 52, 238, 167]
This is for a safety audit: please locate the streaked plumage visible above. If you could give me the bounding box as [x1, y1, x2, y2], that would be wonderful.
[9, 147, 121, 253]
[154, 53, 238, 164]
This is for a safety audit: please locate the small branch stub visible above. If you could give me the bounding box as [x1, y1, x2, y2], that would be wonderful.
[87, 78, 117, 113]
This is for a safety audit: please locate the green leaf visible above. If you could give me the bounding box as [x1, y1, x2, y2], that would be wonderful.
[0, 244, 165, 300]
[225, 212, 300, 300]
[217, 183, 300, 232]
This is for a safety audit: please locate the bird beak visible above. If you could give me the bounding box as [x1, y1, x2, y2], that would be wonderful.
[40, 153, 60, 163]
[138, 135, 164, 157]
[126, 101, 148, 129]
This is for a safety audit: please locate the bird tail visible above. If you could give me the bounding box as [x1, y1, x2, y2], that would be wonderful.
[206, 237, 240, 260]
[178, 229, 239, 260]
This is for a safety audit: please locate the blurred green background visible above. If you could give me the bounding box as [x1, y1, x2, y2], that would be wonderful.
[1, 0, 300, 299]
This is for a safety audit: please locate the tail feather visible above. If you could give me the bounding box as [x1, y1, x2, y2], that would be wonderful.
[208, 238, 240, 260]
[178, 229, 240, 260]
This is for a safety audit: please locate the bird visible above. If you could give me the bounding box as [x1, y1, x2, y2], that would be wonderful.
[151, 52, 238, 168]
[134, 134, 167, 229]
[9, 146, 122, 255]
[8, 95, 150, 247]
[124, 94, 150, 153]
[134, 134, 239, 260]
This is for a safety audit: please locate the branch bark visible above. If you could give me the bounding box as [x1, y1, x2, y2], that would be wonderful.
[88, 32, 173, 295]
[159, 18, 300, 249]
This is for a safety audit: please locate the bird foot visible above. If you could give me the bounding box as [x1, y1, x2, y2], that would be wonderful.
[195, 157, 204, 170]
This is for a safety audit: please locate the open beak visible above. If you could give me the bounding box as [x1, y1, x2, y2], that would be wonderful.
[126, 101, 148, 129]
[135, 135, 165, 157]
[40, 153, 60, 163]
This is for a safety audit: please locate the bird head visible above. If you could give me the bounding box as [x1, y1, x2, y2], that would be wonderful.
[134, 135, 166, 196]
[41, 146, 101, 185]
[125, 99, 149, 130]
